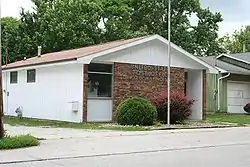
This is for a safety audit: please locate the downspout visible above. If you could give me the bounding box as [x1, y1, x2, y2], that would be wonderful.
[217, 72, 230, 111]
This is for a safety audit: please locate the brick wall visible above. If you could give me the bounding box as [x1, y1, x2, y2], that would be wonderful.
[202, 70, 206, 120]
[112, 63, 185, 121]
[83, 64, 88, 122]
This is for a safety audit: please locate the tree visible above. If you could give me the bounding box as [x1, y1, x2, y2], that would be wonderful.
[193, 8, 224, 56]
[102, 0, 223, 56]
[101, 0, 134, 41]
[1, 17, 22, 64]
[18, 0, 103, 59]
[130, 0, 198, 53]
[0, 17, 21, 138]
[2, 0, 224, 64]
[221, 26, 250, 54]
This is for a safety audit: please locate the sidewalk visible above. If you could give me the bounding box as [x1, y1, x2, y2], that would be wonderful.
[1, 126, 250, 164]
[4, 124, 247, 139]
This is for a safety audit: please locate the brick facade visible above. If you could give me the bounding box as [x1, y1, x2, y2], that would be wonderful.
[202, 70, 206, 120]
[83, 64, 88, 122]
[112, 63, 185, 121]
[83, 63, 185, 122]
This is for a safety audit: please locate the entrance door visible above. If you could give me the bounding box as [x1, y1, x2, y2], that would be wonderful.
[86, 63, 113, 122]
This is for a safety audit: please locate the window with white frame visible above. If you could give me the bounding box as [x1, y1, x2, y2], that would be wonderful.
[27, 69, 36, 83]
[88, 63, 113, 97]
[10, 71, 18, 84]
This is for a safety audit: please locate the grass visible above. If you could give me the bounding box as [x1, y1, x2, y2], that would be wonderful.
[206, 113, 250, 125]
[3, 116, 150, 131]
[0, 135, 39, 150]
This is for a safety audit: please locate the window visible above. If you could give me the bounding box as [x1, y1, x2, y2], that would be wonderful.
[88, 63, 113, 73]
[88, 63, 113, 98]
[27, 69, 36, 83]
[10, 71, 18, 84]
[184, 72, 188, 96]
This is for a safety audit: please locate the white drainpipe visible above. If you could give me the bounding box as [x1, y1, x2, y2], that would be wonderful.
[217, 73, 231, 111]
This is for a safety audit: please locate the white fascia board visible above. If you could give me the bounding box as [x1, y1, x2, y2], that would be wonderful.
[216, 53, 250, 65]
[155, 35, 219, 74]
[3, 60, 78, 72]
[77, 35, 156, 64]
[231, 71, 250, 75]
[215, 67, 228, 73]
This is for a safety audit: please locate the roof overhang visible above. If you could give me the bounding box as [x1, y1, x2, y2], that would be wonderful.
[226, 71, 250, 75]
[214, 66, 250, 75]
[215, 67, 228, 73]
[77, 35, 218, 73]
[3, 35, 219, 73]
[217, 53, 250, 65]
[2, 59, 78, 72]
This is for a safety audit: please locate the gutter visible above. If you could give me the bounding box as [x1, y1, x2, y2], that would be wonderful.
[217, 72, 231, 111]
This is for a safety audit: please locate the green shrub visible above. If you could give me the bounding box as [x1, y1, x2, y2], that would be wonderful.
[0, 135, 39, 150]
[116, 97, 157, 126]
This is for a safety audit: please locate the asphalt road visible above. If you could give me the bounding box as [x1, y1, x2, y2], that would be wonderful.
[1, 127, 250, 167]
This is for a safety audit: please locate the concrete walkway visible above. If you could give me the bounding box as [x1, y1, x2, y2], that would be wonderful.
[1, 125, 250, 166]
[4, 124, 246, 139]
[4, 124, 116, 139]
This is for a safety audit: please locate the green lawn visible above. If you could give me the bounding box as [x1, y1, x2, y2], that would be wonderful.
[0, 135, 39, 150]
[3, 116, 150, 131]
[206, 113, 250, 125]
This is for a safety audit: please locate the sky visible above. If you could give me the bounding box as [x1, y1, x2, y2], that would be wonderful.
[1, 0, 250, 37]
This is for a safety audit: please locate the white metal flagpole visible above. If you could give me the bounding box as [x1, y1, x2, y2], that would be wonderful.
[167, 0, 171, 126]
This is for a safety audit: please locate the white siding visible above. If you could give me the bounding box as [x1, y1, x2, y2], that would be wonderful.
[93, 40, 206, 70]
[186, 70, 203, 120]
[87, 99, 113, 122]
[3, 64, 83, 122]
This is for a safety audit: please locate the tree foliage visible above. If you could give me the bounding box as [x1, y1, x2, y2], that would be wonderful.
[20, 0, 103, 57]
[103, 0, 223, 56]
[1, 17, 22, 64]
[221, 26, 250, 54]
[1, 0, 224, 64]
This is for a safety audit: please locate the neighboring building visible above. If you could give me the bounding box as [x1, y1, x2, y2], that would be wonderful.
[2, 35, 217, 123]
[201, 53, 250, 113]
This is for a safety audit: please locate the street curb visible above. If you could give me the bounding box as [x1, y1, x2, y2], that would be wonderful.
[151, 125, 242, 131]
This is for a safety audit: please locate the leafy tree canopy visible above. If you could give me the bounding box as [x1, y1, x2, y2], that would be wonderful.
[1, 0, 224, 64]
[1, 17, 22, 64]
[220, 25, 250, 54]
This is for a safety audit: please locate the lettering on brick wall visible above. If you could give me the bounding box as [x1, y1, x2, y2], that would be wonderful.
[130, 64, 167, 80]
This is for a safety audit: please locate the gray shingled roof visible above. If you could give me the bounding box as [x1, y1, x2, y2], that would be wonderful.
[200, 56, 250, 75]
[230, 52, 250, 62]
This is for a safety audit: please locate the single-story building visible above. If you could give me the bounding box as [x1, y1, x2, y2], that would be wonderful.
[201, 52, 250, 113]
[2, 35, 217, 122]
